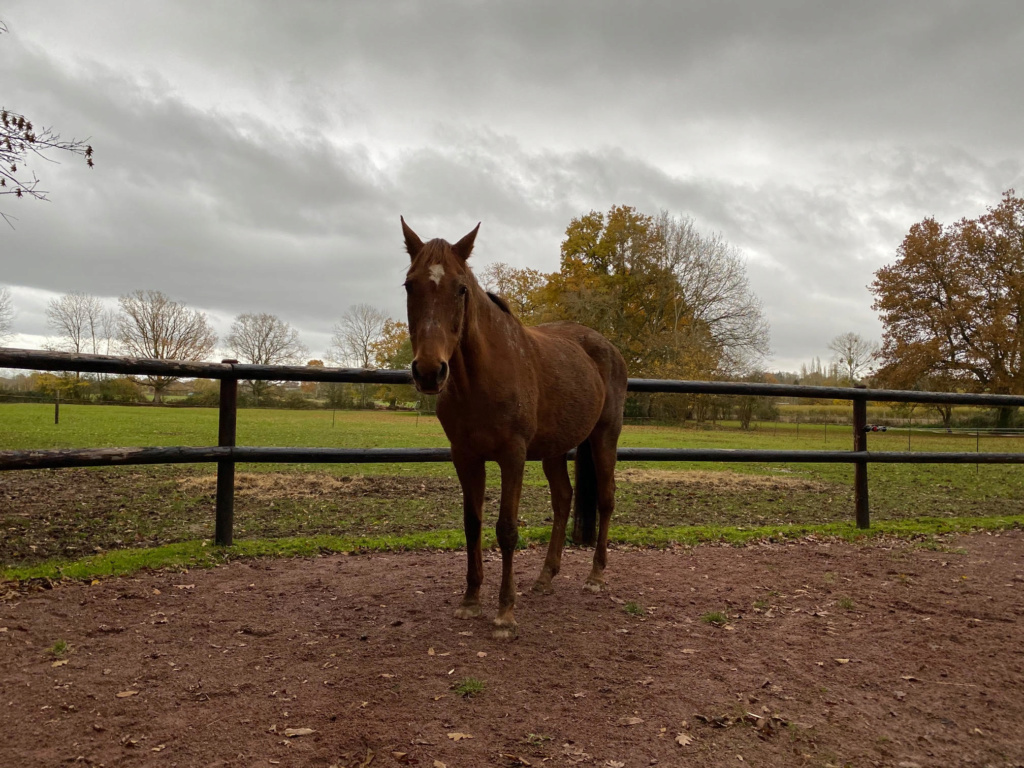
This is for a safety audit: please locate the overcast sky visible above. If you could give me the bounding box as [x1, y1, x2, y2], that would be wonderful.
[2, 1, 1021, 372]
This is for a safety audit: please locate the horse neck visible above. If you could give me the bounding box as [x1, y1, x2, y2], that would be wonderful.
[449, 287, 523, 387]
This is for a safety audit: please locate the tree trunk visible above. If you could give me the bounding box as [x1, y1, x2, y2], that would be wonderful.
[996, 406, 1017, 429]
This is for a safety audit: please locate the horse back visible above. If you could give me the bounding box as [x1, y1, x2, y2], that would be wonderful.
[529, 322, 627, 394]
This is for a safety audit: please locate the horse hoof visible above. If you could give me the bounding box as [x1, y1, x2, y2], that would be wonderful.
[454, 604, 482, 619]
[531, 579, 554, 595]
[492, 621, 518, 641]
[582, 579, 605, 593]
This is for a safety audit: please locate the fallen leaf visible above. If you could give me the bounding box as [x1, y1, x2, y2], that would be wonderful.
[477, 652, 487, 658]
[835, 658, 850, 664]
[433, 762, 447, 768]
[676, 733, 693, 746]
[499, 755, 532, 766]
[618, 716, 644, 726]
[447, 732, 473, 741]
[115, 690, 139, 698]
[173, 584, 195, 590]
[606, 761, 625, 768]
[284, 727, 315, 737]
[151, 744, 166, 752]
[682, 649, 697, 654]
[428, 648, 435, 656]
[51, 659, 68, 668]
[379, 673, 395, 679]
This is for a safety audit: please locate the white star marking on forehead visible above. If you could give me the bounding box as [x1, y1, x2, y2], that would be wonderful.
[428, 264, 445, 285]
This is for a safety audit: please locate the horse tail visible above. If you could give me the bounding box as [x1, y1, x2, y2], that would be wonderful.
[572, 439, 598, 546]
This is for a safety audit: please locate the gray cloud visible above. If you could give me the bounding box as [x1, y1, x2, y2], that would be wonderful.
[2, 1, 1022, 370]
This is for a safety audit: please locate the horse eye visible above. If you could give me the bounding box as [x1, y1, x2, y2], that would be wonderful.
[403, 281, 412, 292]
[457, 285, 468, 296]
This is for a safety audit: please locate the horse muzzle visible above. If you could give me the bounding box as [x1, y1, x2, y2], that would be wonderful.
[411, 358, 449, 395]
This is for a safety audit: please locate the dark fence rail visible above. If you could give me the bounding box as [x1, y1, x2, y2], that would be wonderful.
[3, 347, 1023, 543]
[6, 347, 1024, 406]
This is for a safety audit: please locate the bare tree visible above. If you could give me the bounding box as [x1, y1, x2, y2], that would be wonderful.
[225, 312, 308, 404]
[0, 285, 13, 344]
[46, 291, 116, 355]
[655, 212, 771, 374]
[827, 332, 879, 384]
[2, 20, 94, 227]
[330, 303, 389, 368]
[117, 289, 217, 402]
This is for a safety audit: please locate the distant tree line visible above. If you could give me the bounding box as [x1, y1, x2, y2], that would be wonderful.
[7, 193, 1020, 424]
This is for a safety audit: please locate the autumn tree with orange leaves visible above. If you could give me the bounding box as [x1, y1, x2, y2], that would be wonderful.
[536, 205, 769, 380]
[871, 190, 1024, 426]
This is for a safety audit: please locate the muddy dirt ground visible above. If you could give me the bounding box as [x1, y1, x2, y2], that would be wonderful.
[3, 531, 1024, 767]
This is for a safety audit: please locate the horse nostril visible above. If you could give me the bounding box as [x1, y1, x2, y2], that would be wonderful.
[438, 361, 449, 381]
[411, 360, 421, 380]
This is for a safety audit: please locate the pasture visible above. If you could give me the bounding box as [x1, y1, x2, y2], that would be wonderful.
[1, 403, 1023, 576]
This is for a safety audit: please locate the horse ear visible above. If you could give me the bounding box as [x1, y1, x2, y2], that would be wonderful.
[452, 222, 481, 262]
[401, 216, 424, 260]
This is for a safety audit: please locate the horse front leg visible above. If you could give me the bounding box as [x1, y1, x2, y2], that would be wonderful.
[453, 453, 486, 619]
[493, 452, 526, 640]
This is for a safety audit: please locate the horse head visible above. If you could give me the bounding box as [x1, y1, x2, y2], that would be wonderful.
[401, 217, 480, 395]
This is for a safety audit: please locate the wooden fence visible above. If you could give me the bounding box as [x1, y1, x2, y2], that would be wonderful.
[3, 347, 1024, 544]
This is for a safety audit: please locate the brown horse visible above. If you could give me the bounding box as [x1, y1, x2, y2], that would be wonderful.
[401, 218, 628, 639]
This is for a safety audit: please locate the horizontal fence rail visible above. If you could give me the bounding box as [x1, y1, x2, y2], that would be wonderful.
[6, 348, 1024, 406]
[3, 446, 1024, 472]
[3, 347, 1024, 542]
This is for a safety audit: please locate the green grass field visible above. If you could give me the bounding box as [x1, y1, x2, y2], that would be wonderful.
[1, 403, 1022, 580]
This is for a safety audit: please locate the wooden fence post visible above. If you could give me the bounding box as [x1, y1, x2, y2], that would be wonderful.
[215, 360, 239, 546]
[852, 389, 869, 529]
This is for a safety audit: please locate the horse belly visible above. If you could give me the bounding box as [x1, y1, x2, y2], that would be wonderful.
[526, 365, 604, 460]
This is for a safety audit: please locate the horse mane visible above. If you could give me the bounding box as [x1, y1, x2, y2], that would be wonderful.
[486, 292, 513, 315]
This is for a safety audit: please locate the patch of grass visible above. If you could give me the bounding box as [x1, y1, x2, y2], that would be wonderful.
[624, 601, 645, 616]
[753, 598, 770, 610]
[452, 677, 485, 698]
[837, 597, 855, 610]
[3, 514, 1022, 584]
[49, 639, 69, 658]
[701, 611, 728, 626]
[524, 733, 552, 746]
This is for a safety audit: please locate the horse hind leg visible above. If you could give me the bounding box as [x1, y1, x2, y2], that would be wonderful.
[532, 455, 573, 595]
[584, 428, 619, 593]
